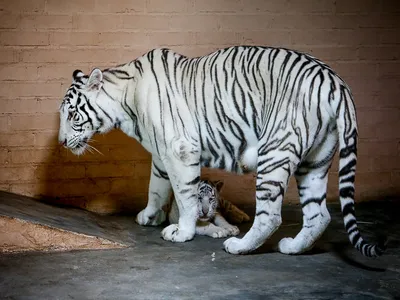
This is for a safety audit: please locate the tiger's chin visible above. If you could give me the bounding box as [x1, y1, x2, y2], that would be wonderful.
[198, 217, 211, 222]
[198, 213, 215, 222]
[70, 144, 87, 156]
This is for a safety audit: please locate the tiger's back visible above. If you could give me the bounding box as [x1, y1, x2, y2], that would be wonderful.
[135, 46, 341, 175]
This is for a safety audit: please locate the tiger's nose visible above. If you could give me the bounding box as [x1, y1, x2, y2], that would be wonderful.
[60, 139, 67, 146]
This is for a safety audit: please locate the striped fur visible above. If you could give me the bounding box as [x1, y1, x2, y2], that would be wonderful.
[217, 195, 251, 225]
[58, 46, 385, 257]
[168, 180, 240, 238]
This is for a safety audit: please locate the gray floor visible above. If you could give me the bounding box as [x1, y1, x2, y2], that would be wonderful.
[0, 191, 399, 300]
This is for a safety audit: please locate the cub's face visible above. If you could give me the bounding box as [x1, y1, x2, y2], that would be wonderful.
[58, 69, 103, 155]
[197, 180, 224, 222]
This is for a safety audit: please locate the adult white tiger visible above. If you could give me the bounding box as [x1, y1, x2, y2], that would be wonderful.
[58, 46, 385, 257]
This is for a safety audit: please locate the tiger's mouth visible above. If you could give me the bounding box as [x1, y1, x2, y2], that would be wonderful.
[66, 136, 88, 155]
[70, 142, 87, 156]
[69, 137, 102, 156]
[198, 212, 215, 222]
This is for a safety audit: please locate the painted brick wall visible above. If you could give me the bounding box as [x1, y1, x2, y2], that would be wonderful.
[0, 0, 399, 214]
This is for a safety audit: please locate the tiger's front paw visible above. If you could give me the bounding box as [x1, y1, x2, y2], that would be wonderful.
[136, 208, 166, 226]
[223, 237, 251, 255]
[161, 224, 195, 243]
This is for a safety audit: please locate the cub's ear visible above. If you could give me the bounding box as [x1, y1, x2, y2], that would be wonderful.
[72, 69, 85, 81]
[214, 180, 224, 192]
[87, 68, 103, 92]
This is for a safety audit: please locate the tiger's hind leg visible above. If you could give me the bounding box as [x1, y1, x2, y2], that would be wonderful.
[224, 149, 297, 255]
[278, 164, 331, 254]
[278, 134, 337, 255]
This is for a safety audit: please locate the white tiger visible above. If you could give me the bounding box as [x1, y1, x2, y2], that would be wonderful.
[168, 179, 241, 238]
[58, 46, 385, 257]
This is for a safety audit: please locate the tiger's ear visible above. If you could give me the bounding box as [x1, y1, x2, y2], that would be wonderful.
[87, 68, 103, 92]
[214, 180, 224, 192]
[72, 69, 85, 82]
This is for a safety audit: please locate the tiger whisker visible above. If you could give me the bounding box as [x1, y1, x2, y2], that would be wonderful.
[77, 142, 90, 154]
[86, 144, 103, 156]
[86, 147, 94, 154]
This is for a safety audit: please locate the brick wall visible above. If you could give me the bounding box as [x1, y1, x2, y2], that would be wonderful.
[0, 0, 399, 214]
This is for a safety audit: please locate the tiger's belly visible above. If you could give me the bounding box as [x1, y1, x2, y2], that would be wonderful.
[200, 133, 258, 174]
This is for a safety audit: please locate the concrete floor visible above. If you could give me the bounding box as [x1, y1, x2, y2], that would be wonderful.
[0, 191, 399, 300]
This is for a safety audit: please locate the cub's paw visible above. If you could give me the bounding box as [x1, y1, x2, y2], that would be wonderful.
[224, 224, 240, 236]
[223, 237, 251, 255]
[161, 224, 195, 243]
[136, 209, 166, 226]
[211, 228, 230, 239]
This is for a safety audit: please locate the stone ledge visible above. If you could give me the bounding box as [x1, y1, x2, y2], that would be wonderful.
[0, 215, 127, 254]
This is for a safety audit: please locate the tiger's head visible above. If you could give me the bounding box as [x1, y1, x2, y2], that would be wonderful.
[197, 180, 224, 222]
[58, 68, 106, 155]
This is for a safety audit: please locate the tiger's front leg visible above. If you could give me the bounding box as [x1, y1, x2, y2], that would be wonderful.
[160, 138, 201, 243]
[136, 157, 172, 226]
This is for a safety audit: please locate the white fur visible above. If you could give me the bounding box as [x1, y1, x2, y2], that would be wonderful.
[59, 46, 378, 257]
[241, 146, 258, 172]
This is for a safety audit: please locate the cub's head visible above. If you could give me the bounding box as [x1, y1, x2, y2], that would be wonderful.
[58, 68, 104, 155]
[197, 180, 224, 222]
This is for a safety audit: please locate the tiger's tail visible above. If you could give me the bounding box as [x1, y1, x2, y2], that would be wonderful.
[334, 84, 386, 258]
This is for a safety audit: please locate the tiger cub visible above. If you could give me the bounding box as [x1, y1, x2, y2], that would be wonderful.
[167, 180, 250, 238]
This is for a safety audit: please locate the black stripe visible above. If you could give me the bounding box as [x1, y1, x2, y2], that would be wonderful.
[135, 60, 143, 76]
[345, 219, 356, 232]
[340, 141, 357, 158]
[256, 210, 269, 216]
[256, 181, 284, 202]
[342, 202, 355, 217]
[218, 155, 226, 170]
[179, 188, 191, 194]
[301, 193, 326, 208]
[340, 174, 355, 184]
[186, 176, 200, 185]
[340, 186, 355, 199]
[152, 162, 169, 180]
[338, 158, 356, 177]
[308, 213, 320, 221]
[348, 226, 358, 236]
[151, 192, 162, 198]
[351, 232, 362, 246]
